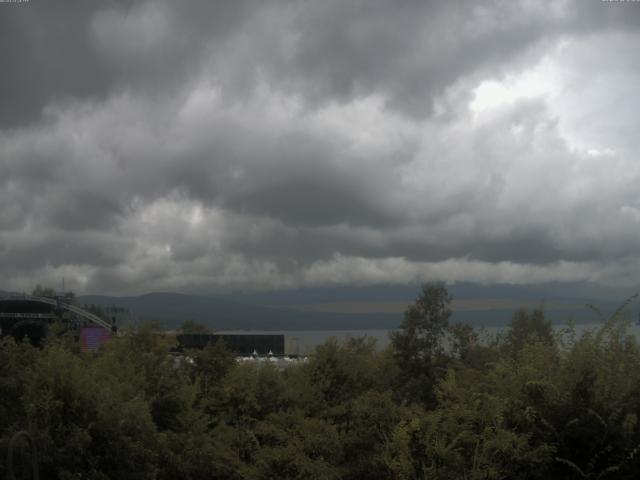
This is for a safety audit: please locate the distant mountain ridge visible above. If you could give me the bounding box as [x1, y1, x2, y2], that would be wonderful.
[78, 282, 640, 331]
[231, 281, 639, 304]
[78, 292, 401, 331]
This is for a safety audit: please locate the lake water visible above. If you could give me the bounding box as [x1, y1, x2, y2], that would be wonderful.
[220, 322, 640, 355]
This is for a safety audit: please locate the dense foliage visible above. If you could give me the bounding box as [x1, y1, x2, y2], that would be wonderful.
[2, 285, 640, 479]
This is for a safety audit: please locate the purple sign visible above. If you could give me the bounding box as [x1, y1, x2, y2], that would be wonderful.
[80, 327, 111, 353]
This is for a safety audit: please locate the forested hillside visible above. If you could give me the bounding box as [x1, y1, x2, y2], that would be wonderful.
[2, 286, 640, 479]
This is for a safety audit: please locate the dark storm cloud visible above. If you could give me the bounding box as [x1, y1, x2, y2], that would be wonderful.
[0, 229, 133, 272]
[5, 0, 636, 127]
[1, 0, 640, 293]
[0, 1, 112, 127]
[0, 0, 259, 126]
[265, 1, 551, 116]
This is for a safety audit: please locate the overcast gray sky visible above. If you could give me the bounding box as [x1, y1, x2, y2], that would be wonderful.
[1, 0, 640, 294]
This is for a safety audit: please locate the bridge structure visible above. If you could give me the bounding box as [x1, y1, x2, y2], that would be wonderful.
[0, 293, 112, 344]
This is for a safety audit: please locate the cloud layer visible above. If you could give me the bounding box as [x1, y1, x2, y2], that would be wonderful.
[1, 0, 640, 294]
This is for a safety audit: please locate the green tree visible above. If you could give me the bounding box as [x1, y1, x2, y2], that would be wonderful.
[505, 307, 554, 354]
[24, 344, 160, 479]
[191, 339, 236, 400]
[253, 410, 342, 480]
[341, 390, 400, 479]
[448, 322, 478, 363]
[390, 283, 452, 406]
[178, 320, 211, 334]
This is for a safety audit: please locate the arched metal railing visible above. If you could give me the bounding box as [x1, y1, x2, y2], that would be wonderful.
[0, 294, 112, 330]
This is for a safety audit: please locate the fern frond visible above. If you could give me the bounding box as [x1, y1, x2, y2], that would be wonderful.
[587, 444, 612, 474]
[587, 408, 607, 430]
[595, 294, 638, 343]
[595, 464, 620, 480]
[587, 304, 604, 322]
[555, 457, 587, 478]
